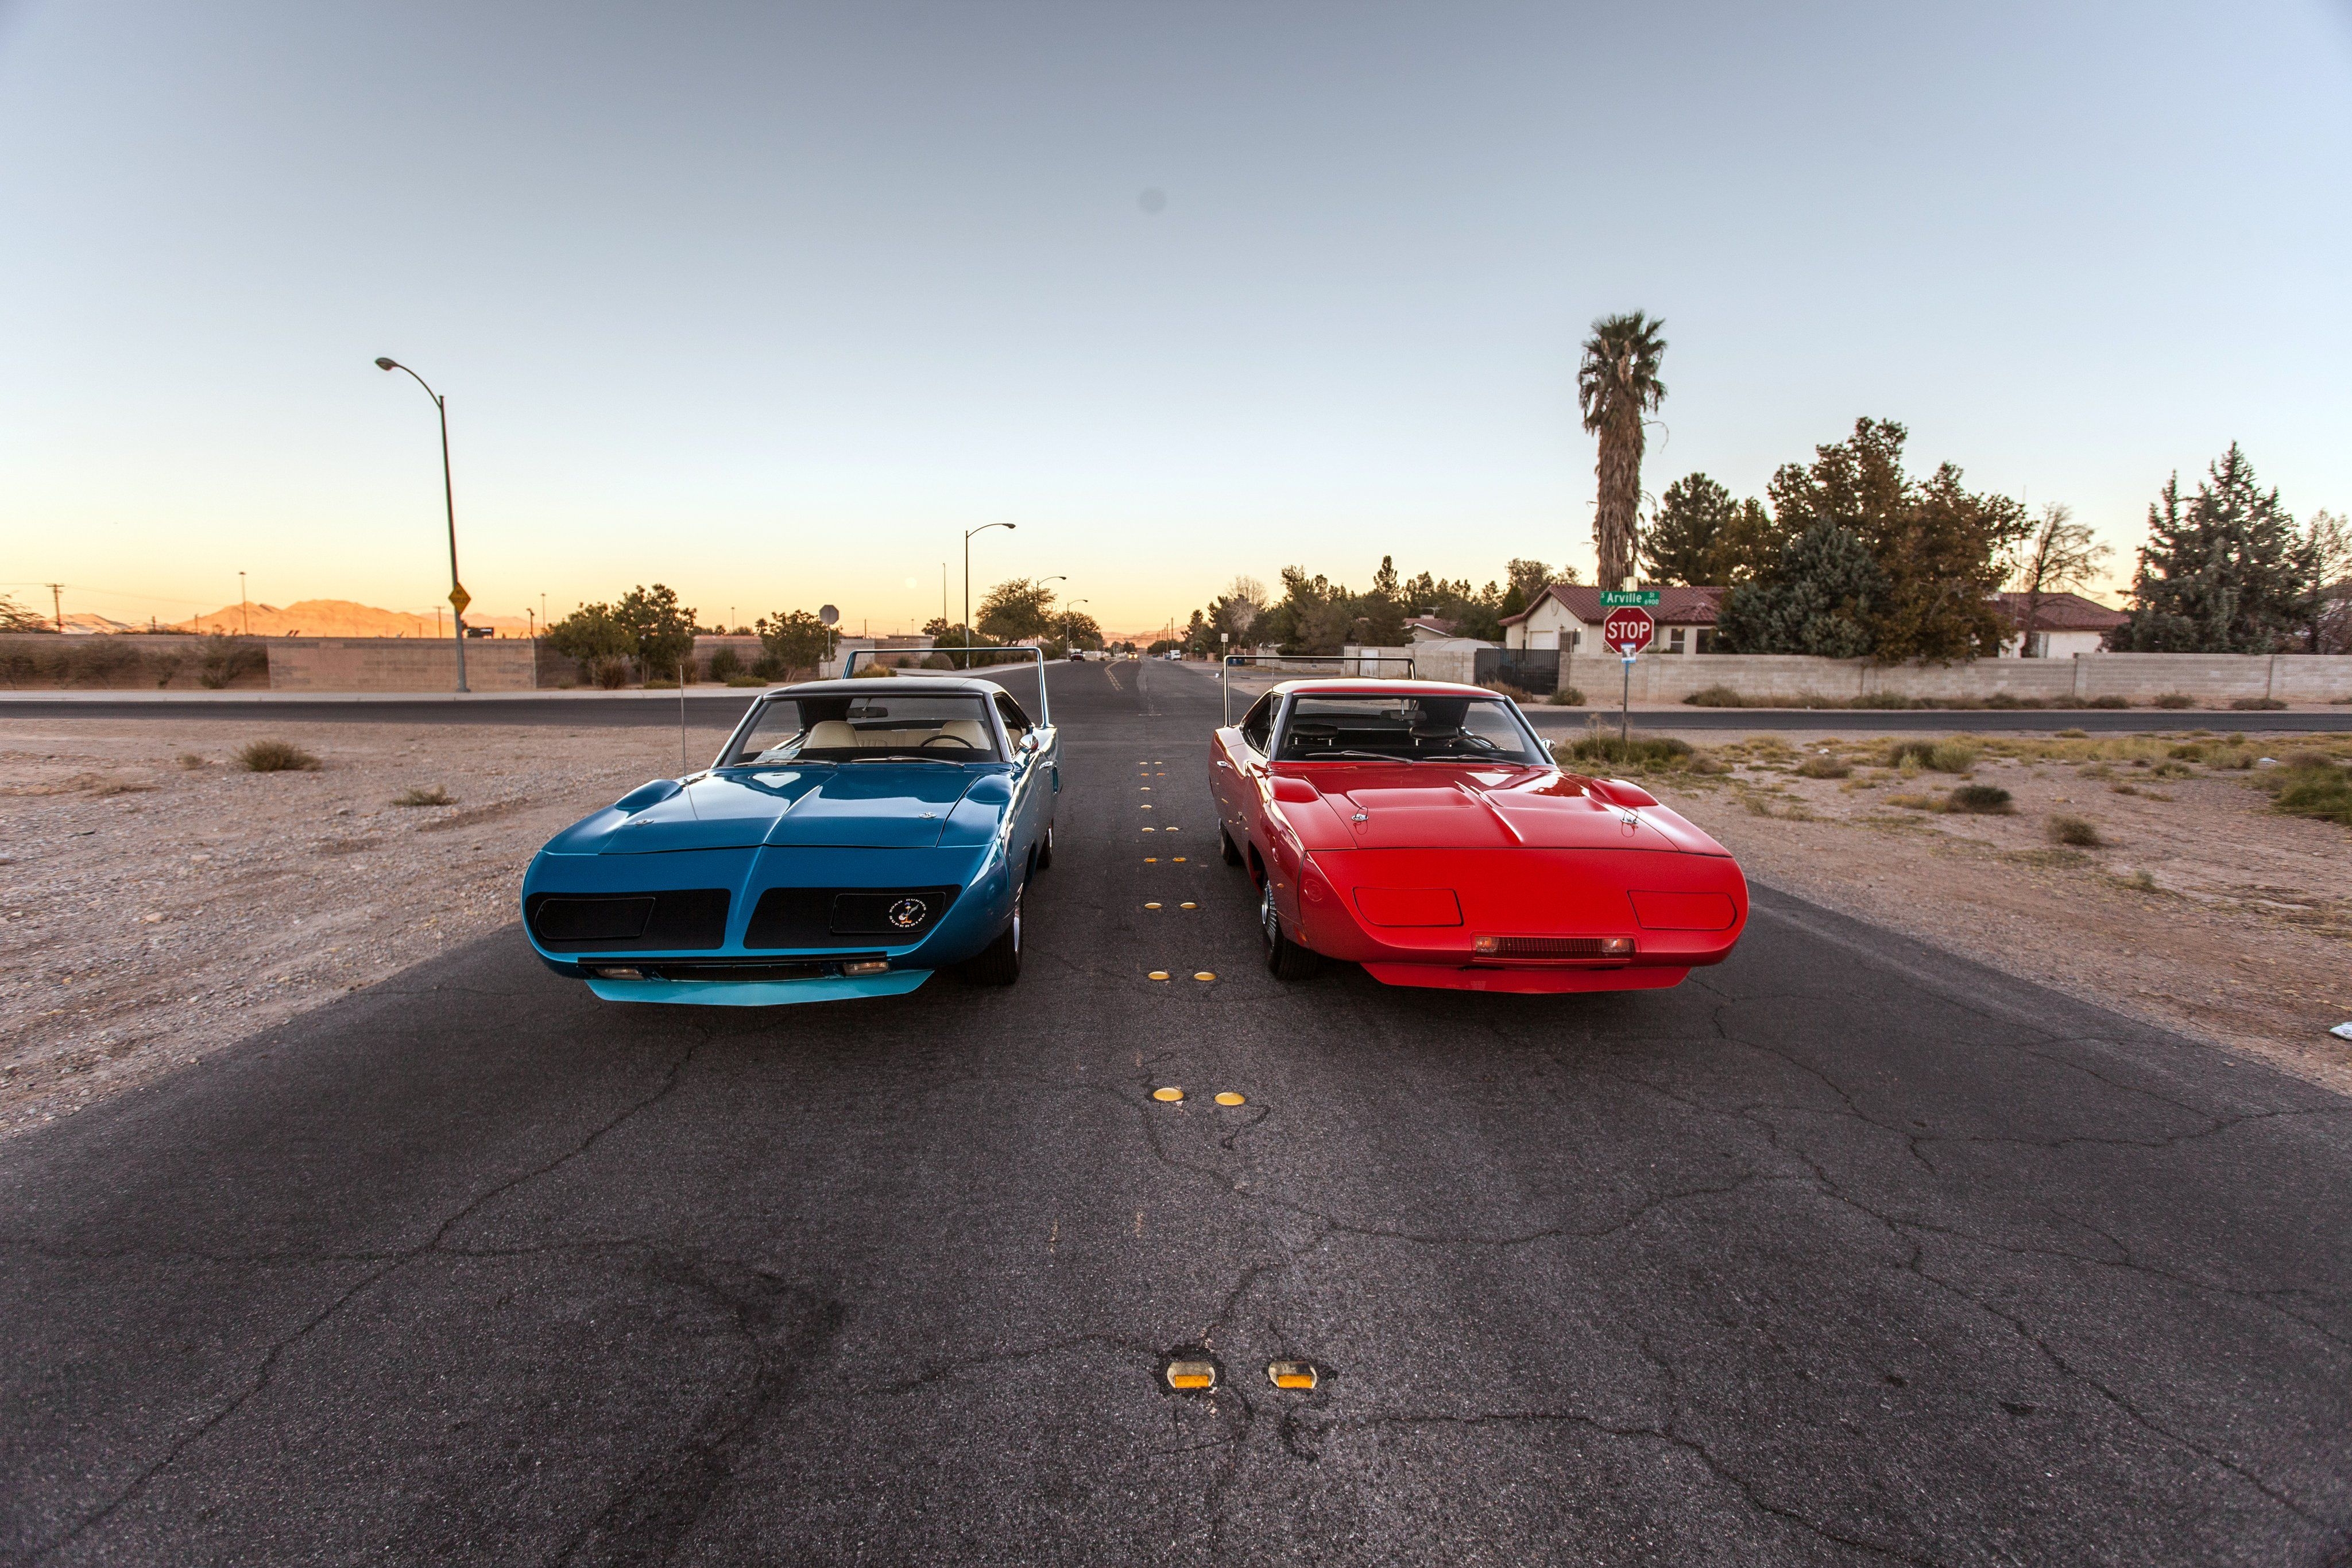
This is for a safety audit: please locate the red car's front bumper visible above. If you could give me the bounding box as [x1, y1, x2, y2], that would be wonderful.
[1291, 847, 1747, 994]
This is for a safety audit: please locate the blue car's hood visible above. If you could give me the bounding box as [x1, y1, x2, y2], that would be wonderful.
[584, 765, 1004, 853]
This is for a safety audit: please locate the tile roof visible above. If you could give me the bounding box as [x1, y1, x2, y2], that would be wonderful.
[1499, 584, 1725, 626]
[1989, 591, 2129, 632]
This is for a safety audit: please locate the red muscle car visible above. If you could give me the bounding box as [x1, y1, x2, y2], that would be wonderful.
[1209, 680, 1747, 993]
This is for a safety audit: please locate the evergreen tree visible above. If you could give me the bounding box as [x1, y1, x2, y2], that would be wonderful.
[1768, 418, 2027, 661]
[2110, 445, 2324, 652]
[1715, 525, 1887, 657]
[1641, 474, 1735, 585]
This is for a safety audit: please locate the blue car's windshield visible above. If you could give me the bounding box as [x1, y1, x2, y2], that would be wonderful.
[723, 695, 1003, 765]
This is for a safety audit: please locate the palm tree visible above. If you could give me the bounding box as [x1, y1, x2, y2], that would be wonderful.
[1577, 312, 1668, 590]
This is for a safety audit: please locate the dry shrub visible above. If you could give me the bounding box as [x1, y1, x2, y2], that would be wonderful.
[177, 752, 208, 769]
[235, 739, 320, 773]
[2269, 757, 2352, 827]
[590, 656, 630, 690]
[2231, 697, 2287, 711]
[394, 785, 454, 807]
[1945, 784, 2014, 814]
[1884, 738, 1977, 773]
[2152, 692, 2195, 709]
[1558, 735, 1695, 771]
[1796, 754, 1851, 779]
[2048, 814, 2103, 847]
[2055, 727, 2088, 739]
[1682, 684, 1744, 708]
[1546, 687, 1585, 706]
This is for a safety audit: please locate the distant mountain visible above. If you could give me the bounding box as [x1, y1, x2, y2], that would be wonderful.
[172, 599, 535, 638]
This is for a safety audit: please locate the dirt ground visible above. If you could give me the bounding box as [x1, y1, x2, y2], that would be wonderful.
[0, 718, 732, 1139]
[1626, 725, 2352, 1094]
[2, 716, 2347, 1139]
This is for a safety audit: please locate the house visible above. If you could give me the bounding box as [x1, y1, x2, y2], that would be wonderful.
[1989, 592, 2129, 658]
[1403, 614, 1463, 644]
[1499, 585, 1725, 656]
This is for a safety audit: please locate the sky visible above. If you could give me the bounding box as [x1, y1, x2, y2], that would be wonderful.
[3, 1, 2349, 638]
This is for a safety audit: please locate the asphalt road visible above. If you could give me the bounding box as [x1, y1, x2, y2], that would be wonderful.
[5, 675, 2351, 734]
[4, 660, 2348, 1566]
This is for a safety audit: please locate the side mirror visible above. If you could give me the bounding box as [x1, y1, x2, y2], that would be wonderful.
[1017, 731, 1041, 756]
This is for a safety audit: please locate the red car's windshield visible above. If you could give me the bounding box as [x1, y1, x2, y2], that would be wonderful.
[1275, 694, 1548, 765]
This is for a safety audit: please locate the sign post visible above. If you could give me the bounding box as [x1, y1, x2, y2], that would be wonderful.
[1598, 591, 1660, 745]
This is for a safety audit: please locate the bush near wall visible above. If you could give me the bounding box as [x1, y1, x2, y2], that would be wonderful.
[0, 633, 266, 690]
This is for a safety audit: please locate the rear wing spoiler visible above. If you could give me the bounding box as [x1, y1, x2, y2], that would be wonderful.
[1216, 652, 1416, 725]
[841, 643, 1051, 728]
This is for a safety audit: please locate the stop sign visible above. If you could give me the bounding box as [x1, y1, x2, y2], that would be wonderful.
[1600, 607, 1655, 656]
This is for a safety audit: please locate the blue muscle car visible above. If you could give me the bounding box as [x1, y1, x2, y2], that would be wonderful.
[521, 660, 1058, 1006]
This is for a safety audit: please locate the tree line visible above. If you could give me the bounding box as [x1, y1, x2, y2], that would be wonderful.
[1576, 311, 2343, 657]
[544, 586, 839, 686]
[1174, 556, 1566, 659]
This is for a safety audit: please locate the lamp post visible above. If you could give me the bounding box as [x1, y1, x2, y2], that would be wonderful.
[1065, 597, 1088, 654]
[374, 357, 469, 692]
[962, 522, 1015, 659]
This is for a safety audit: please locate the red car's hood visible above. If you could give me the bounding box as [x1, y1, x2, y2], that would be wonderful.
[1272, 762, 1728, 854]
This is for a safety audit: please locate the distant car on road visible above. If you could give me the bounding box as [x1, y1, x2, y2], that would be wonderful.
[1209, 679, 1746, 992]
[522, 665, 1058, 1005]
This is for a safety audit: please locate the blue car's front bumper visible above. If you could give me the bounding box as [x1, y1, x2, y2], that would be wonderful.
[521, 843, 1013, 1007]
[585, 969, 934, 1006]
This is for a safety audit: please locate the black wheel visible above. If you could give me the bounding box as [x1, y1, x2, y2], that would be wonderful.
[1260, 878, 1321, 981]
[1034, 823, 1055, 870]
[1219, 825, 1244, 866]
[961, 883, 1024, 985]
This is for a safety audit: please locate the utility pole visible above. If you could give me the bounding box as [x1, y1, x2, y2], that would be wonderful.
[374, 357, 470, 692]
[238, 572, 248, 636]
[962, 523, 1015, 658]
[47, 583, 64, 632]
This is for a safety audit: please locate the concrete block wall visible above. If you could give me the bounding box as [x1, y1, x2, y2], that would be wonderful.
[267, 638, 538, 692]
[1549, 651, 2352, 706]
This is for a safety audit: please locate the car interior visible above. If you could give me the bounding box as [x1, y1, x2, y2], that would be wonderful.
[1274, 696, 1545, 764]
[729, 696, 1006, 763]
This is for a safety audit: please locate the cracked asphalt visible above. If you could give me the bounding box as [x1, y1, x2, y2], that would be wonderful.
[3, 659, 2348, 1566]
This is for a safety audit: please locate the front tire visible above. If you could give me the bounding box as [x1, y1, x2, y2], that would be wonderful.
[1034, 823, 1055, 870]
[961, 883, 1024, 985]
[1260, 878, 1321, 981]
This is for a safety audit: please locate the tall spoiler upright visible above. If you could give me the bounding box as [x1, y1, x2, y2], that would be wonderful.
[840, 644, 1051, 728]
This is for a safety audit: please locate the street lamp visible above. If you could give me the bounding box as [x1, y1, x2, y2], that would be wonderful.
[962, 522, 1015, 658]
[374, 357, 469, 692]
[1065, 597, 1088, 653]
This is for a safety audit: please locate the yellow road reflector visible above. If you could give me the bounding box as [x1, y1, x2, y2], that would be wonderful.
[1140, 787, 1151, 791]
[1144, 901, 1162, 909]
[1141, 804, 1153, 810]
[1179, 901, 1197, 909]
[1214, 1091, 1245, 1106]
[1152, 1085, 1183, 1101]
[1144, 856, 1159, 862]
[1142, 827, 1156, 833]
[1173, 855, 1186, 862]
[1193, 971, 1216, 982]
[1164, 1357, 1218, 1392]
[1148, 971, 1171, 982]
[1267, 1360, 1318, 1391]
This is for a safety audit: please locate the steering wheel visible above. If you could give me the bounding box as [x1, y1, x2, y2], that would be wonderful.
[919, 732, 978, 749]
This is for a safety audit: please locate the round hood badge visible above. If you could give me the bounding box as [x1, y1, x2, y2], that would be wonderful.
[887, 897, 929, 930]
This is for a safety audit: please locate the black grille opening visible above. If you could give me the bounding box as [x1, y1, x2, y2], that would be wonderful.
[746, 886, 962, 949]
[528, 889, 729, 952]
[1488, 936, 1605, 960]
[535, 896, 653, 943]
